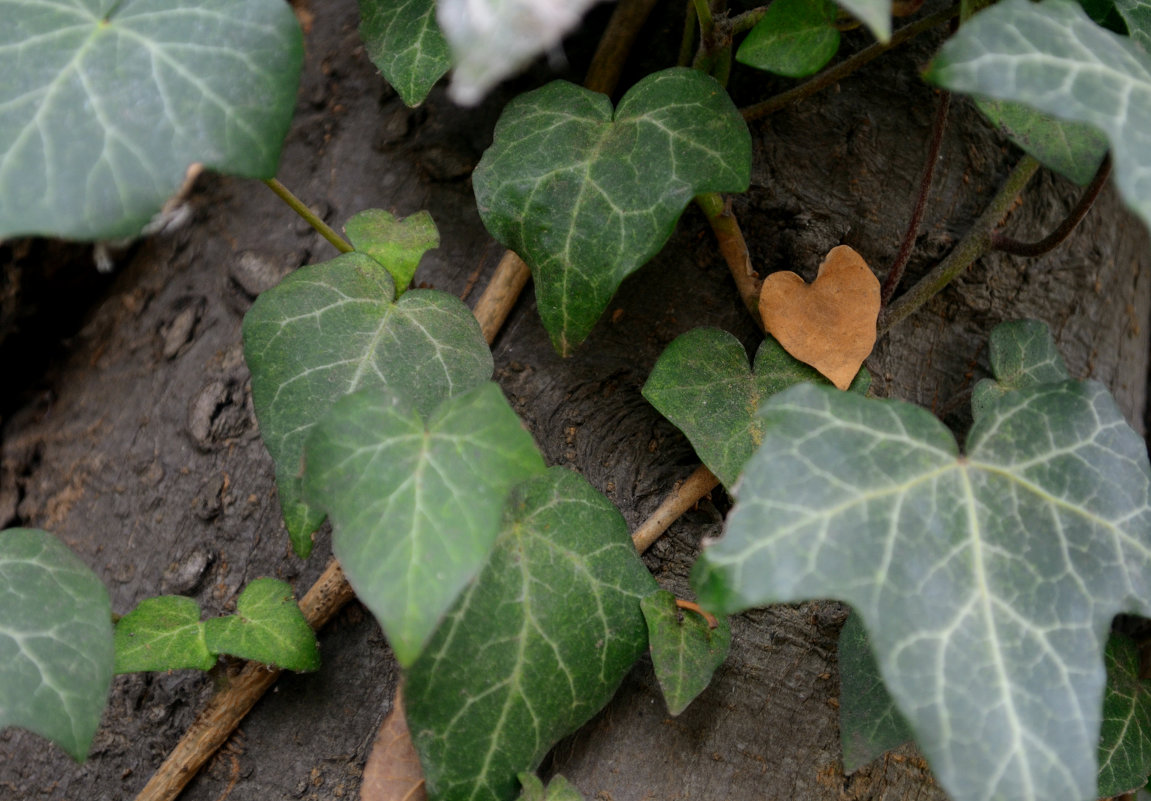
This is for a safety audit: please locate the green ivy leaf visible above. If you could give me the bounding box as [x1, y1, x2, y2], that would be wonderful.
[692, 320, 1151, 801]
[971, 318, 1071, 420]
[642, 329, 869, 490]
[926, 0, 1151, 234]
[357, 0, 450, 107]
[838, 611, 912, 772]
[203, 578, 318, 672]
[0, 0, 302, 241]
[304, 383, 547, 667]
[406, 467, 656, 801]
[0, 528, 113, 761]
[1099, 633, 1151, 796]
[835, 0, 892, 41]
[640, 590, 731, 716]
[474, 68, 751, 355]
[113, 595, 214, 673]
[1115, 0, 1151, 49]
[243, 251, 492, 557]
[345, 209, 440, 295]
[518, 773, 586, 801]
[736, 0, 841, 78]
[975, 99, 1108, 185]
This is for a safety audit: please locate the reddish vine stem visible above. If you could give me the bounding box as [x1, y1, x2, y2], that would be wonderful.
[990, 154, 1112, 258]
[880, 89, 951, 308]
[676, 599, 721, 629]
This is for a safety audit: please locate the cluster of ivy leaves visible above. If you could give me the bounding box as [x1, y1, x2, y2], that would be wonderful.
[4, 0, 1151, 800]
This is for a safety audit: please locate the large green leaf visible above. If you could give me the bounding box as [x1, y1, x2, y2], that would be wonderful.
[113, 595, 215, 673]
[641, 589, 731, 716]
[693, 320, 1151, 801]
[243, 251, 493, 557]
[1098, 633, 1151, 795]
[203, 578, 319, 672]
[405, 467, 656, 801]
[303, 383, 547, 667]
[0, 528, 113, 761]
[642, 328, 869, 490]
[737, 0, 841, 78]
[357, 0, 450, 107]
[0, 0, 302, 241]
[926, 0, 1151, 234]
[474, 68, 751, 355]
[975, 99, 1108, 185]
[837, 612, 912, 772]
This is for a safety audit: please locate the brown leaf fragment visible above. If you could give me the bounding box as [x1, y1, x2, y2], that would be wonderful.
[361, 688, 427, 801]
[758, 245, 880, 390]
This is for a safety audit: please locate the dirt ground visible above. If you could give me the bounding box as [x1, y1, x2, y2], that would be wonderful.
[2, 1, 1148, 800]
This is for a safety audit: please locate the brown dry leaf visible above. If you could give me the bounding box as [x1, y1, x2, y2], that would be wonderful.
[758, 245, 880, 390]
[361, 688, 427, 801]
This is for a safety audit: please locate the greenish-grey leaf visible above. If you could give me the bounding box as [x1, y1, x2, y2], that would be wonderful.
[971, 318, 1072, 420]
[203, 578, 318, 672]
[357, 0, 450, 106]
[406, 467, 656, 801]
[693, 370, 1151, 801]
[304, 383, 547, 667]
[641, 589, 731, 716]
[517, 773, 586, 801]
[835, 0, 892, 41]
[736, 0, 841, 78]
[642, 329, 869, 490]
[243, 252, 493, 557]
[975, 99, 1108, 185]
[838, 611, 912, 772]
[926, 0, 1151, 234]
[344, 208, 440, 295]
[473, 68, 751, 355]
[113, 595, 214, 674]
[1098, 633, 1151, 796]
[0, 528, 113, 761]
[1115, 0, 1151, 49]
[0, 0, 303, 241]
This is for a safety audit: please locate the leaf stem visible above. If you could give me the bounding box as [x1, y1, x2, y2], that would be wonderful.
[879, 155, 1040, 335]
[692, 0, 715, 38]
[881, 89, 951, 308]
[695, 193, 763, 328]
[729, 7, 768, 35]
[990, 155, 1111, 258]
[262, 178, 353, 254]
[679, 0, 698, 66]
[676, 599, 720, 628]
[741, 3, 959, 121]
[632, 464, 721, 554]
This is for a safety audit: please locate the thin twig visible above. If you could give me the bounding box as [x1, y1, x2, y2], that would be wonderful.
[991, 155, 1111, 258]
[695, 193, 763, 328]
[881, 90, 951, 307]
[262, 179, 352, 254]
[584, 0, 661, 98]
[741, 3, 959, 121]
[675, 599, 721, 629]
[472, 251, 533, 344]
[631, 464, 721, 554]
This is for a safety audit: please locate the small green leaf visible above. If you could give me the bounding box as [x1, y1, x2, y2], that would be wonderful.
[203, 578, 318, 672]
[243, 251, 493, 557]
[926, 0, 1151, 235]
[736, 0, 841, 78]
[344, 209, 439, 295]
[642, 329, 869, 490]
[1098, 633, 1151, 796]
[113, 595, 214, 674]
[838, 612, 912, 772]
[304, 383, 547, 667]
[1115, 0, 1151, 49]
[474, 68, 751, 355]
[518, 773, 586, 801]
[975, 99, 1108, 185]
[0, 0, 303, 241]
[971, 318, 1071, 420]
[357, 0, 450, 106]
[836, 0, 893, 41]
[0, 528, 113, 761]
[641, 590, 731, 716]
[692, 320, 1151, 801]
[406, 467, 656, 801]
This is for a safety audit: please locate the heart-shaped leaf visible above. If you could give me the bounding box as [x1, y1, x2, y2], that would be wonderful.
[243, 251, 493, 557]
[203, 578, 319, 672]
[518, 773, 586, 801]
[304, 382, 547, 667]
[405, 467, 656, 801]
[345, 209, 440, 295]
[971, 318, 1071, 420]
[926, 0, 1151, 235]
[759, 245, 880, 390]
[0, 0, 303, 241]
[975, 99, 1108, 185]
[737, 0, 841, 78]
[641, 590, 731, 716]
[474, 67, 751, 355]
[693, 319, 1151, 801]
[1098, 633, 1151, 796]
[357, 0, 450, 107]
[0, 528, 113, 761]
[642, 328, 870, 490]
[114, 595, 215, 674]
[837, 612, 912, 772]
